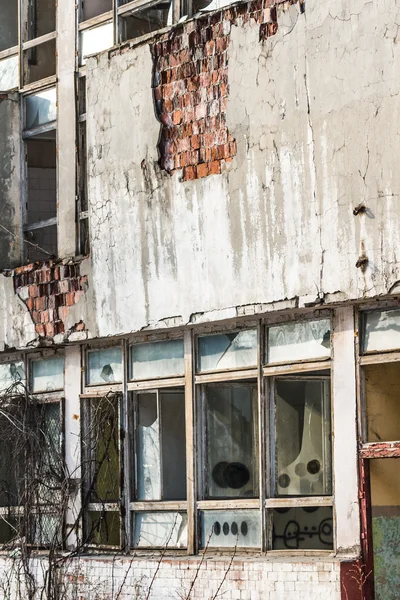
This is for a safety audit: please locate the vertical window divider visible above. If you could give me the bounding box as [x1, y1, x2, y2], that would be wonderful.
[121, 339, 130, 551]
[257, 321, 266, 552]
[157, 389, 163, 501]
[113, 0, 118, 46]
[184, 329, 195, 554]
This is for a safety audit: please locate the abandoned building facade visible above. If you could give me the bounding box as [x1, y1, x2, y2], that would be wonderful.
[0, 0, 399, 598]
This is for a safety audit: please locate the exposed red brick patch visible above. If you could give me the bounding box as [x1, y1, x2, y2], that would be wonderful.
[9, 260, 88, 339]
[151, 0, 292, 181]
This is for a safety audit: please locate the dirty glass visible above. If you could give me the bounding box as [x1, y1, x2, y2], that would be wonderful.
[86, 511, 121, 546]
[267, 319, 331, 364]
[135, 390, 186, 501]
[274, 379, 332, 496]
[0, 361, 25, 393]
[133, 512, 187, 548]
[0, 56, 18, 91]
[36, 403, 61, 505]
[80, 23, 114, 65]
[0, 1, 18, 52]
[31, 356, 64, 393]
[271, 506, 333, 550]
[365, 363, 400, 443]
[197, 330, 257, 372]
[83, 395, 120, 503]
[0, 417, 20, 508]
[121, 2, 173, 41]
[204, 384, 258, 499]
[130, 340, 184, 380]
[0, 516, 20, 545]
[363, 309, 400, 353]
[200, 510, 260, 548]
[80, 0, 112, 21]
[25, 88, 57, 130]
[29, 513, 61, 547]
[370, 458, 400, 599]
[87, 347, 123, 385]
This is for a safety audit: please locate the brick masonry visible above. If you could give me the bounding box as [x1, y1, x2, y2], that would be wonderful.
[8, 260, 87, 338]
[152, 0, 302, 181]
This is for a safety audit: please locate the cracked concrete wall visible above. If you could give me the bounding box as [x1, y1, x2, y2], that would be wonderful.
[86, 0, 400, 337]
[0, 94, 22, 269]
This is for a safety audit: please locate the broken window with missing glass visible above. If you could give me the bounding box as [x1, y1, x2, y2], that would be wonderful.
[0, 353, 64, 548]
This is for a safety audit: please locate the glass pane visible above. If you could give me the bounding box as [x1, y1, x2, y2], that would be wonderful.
[370, 459, 400, 600]
[267, 319, 331, 364]
[271, 506, 333, 550]
[121, 2, 172, 41]
[25, 224, 58, 262]
[0, 515, 20, 545]
[136, 393, 160, 500]
[80, 23, 114, 66]
[36, 403, 61, 505]
[25, 88, 57, 130]
[80, 0, 112, 21]
[198, 330, 257, 372]
[29, 513, 61, 547]
[83, 395, 120, 503]
[87, 347, 123, 385]
[0, 1, 18, 52]
[26, 136, 57, 226]
[26, 0, 56, 40]
[365, 364, 400, 443]
[0, 416, 20, 507]
[161, 390, 186, 500]
[130, 340, 184, 380]
[275, 379, 332, 496]
[86, 511, 120, 546]
[31, 357, 64, 392]
[205, 384, 258, 499]
[24, 39, 56, 85]
[0, 55, 18, 91]
[133, 512, 187, 548]
[364, 309, 400, 353]
[200, 510, 260, 548]
[0, 361, 25, 393]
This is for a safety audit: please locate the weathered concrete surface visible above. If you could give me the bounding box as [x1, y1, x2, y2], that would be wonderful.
[0, 94, 21, 269]
[0, 277, 35, 351]
[85, 0, 400, 338]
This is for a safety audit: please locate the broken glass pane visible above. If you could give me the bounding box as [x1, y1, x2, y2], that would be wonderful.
[87, 347, 123, 385]
[0, 361, 25, 393]
[0, 515, 20, 545]
[364, 309, 400, 353]
[0, 55, 18, 91]
[80, 22, 114, 66]
[25, 88, 57, 130]
[121, 1, 173, 41]
[26, 0, 56, 40]
[136, 393, 160, 501]
[31, 356, 64, 393]
[130, 339, 184, 380]
[274, 379, 332, 496]
[133, 512, 187, 548]
[197, 330, 257, 372]
[200, 510, 260, 548]
[24, 38, 56, 85]
[205, 384, 258, 499]
[267, 318, 331, 363]
[271, 506, 333, 550]
[365, 363, 400, 443]
[83, 395, 120, 503]
[86, 510, 120, 546]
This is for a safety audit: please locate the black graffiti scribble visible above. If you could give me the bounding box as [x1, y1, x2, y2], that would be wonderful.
[273, 517, 333, 549]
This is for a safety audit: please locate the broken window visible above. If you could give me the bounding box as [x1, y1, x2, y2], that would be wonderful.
[201, 383, 259, 500]
[197, 330, 257, 372]
[24, 0, 56, 40]
[267, 318, 331, 363]
[24, 130, 57, 259]
[130, 339, 184, 380]
[0, 1, 18, 53]
[87, 347, 123, 385]
[82, 394, 121, 546]
[0, 356, 63, 549]
[23, 38, 56, 86]
[118, 0, 173, 42]
[273, 378, 332, 496]
[364, 363, 400, 443]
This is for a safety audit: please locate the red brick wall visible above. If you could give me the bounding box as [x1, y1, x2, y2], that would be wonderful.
[152, 0, 288, 181]
[11, 261, 87, 338]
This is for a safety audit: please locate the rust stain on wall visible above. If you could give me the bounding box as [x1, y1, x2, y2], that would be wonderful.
[8, 260, 88, 338]
[151, 0, 286, 181]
